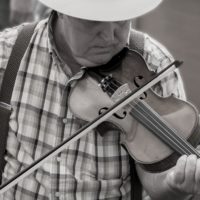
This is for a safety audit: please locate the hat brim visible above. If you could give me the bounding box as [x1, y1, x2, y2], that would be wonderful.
[39, 0, 162, 21]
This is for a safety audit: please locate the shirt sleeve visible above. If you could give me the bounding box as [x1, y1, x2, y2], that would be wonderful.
[143, 33, 186, 101]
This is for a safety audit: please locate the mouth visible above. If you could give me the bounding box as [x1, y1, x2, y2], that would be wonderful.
[92, 44, 118, 54]
[95, 43, 117, 48]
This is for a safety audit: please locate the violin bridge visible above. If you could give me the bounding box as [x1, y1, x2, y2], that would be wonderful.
[111, 83, 131, 102]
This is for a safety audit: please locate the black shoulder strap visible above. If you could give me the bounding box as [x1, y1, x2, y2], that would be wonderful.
[0, 22, 37, 103]
[0, 23, 37, 183]
[130, 157, 142, 200]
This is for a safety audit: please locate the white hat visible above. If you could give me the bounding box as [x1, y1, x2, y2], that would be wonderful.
[39, 0, 162, 21]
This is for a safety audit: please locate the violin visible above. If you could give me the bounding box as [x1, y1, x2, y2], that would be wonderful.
[69, 47, 200, 172]
[1, 47, 198, 193]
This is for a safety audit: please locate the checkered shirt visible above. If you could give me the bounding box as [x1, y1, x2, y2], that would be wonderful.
[0, 16, 186, 200]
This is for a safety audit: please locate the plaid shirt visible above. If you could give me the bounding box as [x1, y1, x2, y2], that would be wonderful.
[0, 15, 186, 200]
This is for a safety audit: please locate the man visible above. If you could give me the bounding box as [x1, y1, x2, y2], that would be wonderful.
[0, 0, 199, 199]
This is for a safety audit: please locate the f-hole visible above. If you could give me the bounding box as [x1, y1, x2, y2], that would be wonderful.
[134, 75, 147, 100]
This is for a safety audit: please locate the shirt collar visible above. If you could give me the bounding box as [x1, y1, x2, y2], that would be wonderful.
[47, 11, 55, 55]
[47, 11, 86, 84]
[47, 11, 77, 77]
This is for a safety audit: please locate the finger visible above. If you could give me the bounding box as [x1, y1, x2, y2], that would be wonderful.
[194, 158, 200, 194]
[173, 155, 187, 184]
[184, 155, 197, 186]
[166, 155, 187, 188]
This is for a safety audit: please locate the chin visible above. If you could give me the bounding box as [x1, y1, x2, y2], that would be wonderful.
[90, 52, 119, 66]
[82, 46, 124, 67]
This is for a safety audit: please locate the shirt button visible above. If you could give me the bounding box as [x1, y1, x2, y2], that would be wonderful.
[56, 156, 62, 162]
[62, 118, 67, 124]
[55, 192, 60, 197]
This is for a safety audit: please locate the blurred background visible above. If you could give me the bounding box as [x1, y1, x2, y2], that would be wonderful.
[0, 0, 200, 110]
[0, 0, 50, 29]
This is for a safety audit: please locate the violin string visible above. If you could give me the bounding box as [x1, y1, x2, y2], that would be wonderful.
[104, 80, 199, 157]
[131, 106, 189, 155]
[139, 99, 199, 154]
[130, 100, 200, 156]
[131, 99, 199, 156]
[104, 82, 192, 155]
[110, 81, 199, 156]
[129, 101, 193, 156]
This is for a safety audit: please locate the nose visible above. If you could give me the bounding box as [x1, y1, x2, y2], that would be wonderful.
[99, 22, 116, 42]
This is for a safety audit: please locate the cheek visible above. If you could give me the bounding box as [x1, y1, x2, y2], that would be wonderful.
[69, 35, 90, 56]
[69, 32, 94, 56]
[64, 21, 93, 56]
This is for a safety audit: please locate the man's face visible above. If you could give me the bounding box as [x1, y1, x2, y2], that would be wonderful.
[60, 15, 131, 66]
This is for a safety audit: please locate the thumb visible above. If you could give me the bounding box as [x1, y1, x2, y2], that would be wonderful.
[166, 170, 175, 184]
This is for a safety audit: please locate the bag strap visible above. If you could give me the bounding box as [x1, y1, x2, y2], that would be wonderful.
[0, 22, 37, 103]
[130, 158, 142, 200]
[0, 23, 37, 182]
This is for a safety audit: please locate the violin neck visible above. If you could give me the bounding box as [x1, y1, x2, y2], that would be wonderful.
[130, 100, 200, 158]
